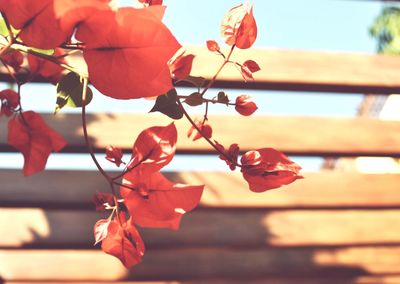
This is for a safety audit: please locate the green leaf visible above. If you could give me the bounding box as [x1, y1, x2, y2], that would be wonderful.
[28, 47, 55, 56]
[0, 17, 20, 37]
[180, 76, 206, 89]
[55, 72, 93, 113]
[0, 17, 8, 37]
[149, 88, 183, 120]
[217, 91, 230, 105]
[184, 92, 203, 106]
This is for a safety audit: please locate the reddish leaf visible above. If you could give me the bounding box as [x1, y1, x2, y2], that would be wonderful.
[240, 148, 303, 192]
[0, 0, 111, 49]
[101, 215, 145, 268]
[75, 7, 181, 99]
[1, 50, 24, 72]
[8, 111, 67, 176]
[235, 95, 257, 116]
[94, 218, 111, 246]
[130, 123, 177, 172]
[92, 192, 115, 211]
[220, 3, 257, 49]
[28, 49, 65, 84]
[121, 169, 204, 230]
[0, 89, 19, 117]
[206, 40, 220, 52]
[169, 53, 195, 80]
[187, 119, 212, 141]
[105, 145, 124, 167]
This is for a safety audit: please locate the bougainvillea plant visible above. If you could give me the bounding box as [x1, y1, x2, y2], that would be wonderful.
[0, 0, 303, 267]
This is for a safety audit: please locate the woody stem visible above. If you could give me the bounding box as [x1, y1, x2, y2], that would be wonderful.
[200, 45, 235, 97]
[177, 99, 241, 167]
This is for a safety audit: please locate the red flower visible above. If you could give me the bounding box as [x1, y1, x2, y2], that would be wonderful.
[240, 60, 261, 81]
[92, 191, 115, 211]
[121, 169, 204, 230]
[215, 141, 239, 171]
[240, 148, 303, 192]
[0, 89, 20, 117]
[139, 0, 163, 5]
[8, 111, 67, 176]
[100, 214, 145, 268]
[220, 3, 257, 49]
[105, 145, 124, 167]
[75, 6, 181, 99]
[1, 50, 24, 72]
[28, 49, 65, 84]
[0, 0, 111, 49]
[187, 119, 213, 141]
[235, 95, 257, 116]
[169, 52, 195, 80]
[130, 123, 177, 173]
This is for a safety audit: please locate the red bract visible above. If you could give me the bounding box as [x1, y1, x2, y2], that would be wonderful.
[240, 60, 261, 81]
[220, 3, 257, 49]
[93, 191, 115, 211]
[94, 218, 111, 246]
[0, 89, 19, 117]
[215, 141, 239, 171]
[101, 215, 145, 268]
[187, 119, 213, 141]
[130, 123, 177, 172]
[8, 111, 67, 176]
[28, 49, 65, 84]
[121, 169, 204, 230]
[240, 148, 303, 192]
[105, 145, 124, 167]
[235, 95, 257, 116]
[139, 0, 163, 5]
[75, 7, 181, 100]
[169, 53, 195, 80]
[0, 0, 111, 49]
[206, 40, 220, 52]
[1, 50, 24, 72]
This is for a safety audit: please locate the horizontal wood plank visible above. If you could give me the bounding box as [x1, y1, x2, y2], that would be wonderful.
[2, 170, 400, 208]
[2, 114, 400, 156]
[0, 247, 399, 281]
[6, 47, 400, 94]
[1, 209, 400, 248]
[7, 278, 400, 284]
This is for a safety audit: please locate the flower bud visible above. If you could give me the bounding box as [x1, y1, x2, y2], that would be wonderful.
[105, 145, 124, 167]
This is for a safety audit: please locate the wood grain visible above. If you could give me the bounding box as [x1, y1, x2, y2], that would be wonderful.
[4, 47, 400, 93]
[1, 208, 399, 248]
[2, 113, 400, 156]
[2, 170, 400, 208]
[0, 247, 399, 281]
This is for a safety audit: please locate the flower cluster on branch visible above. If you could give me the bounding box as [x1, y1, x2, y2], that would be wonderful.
[0, 0, 302, 267]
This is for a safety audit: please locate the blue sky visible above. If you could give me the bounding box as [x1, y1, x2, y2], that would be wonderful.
[0, 0, 386, 172]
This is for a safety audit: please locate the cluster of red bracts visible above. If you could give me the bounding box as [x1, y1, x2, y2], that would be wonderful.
[95, 123, 204, 267]
[99, 122, 302, 267]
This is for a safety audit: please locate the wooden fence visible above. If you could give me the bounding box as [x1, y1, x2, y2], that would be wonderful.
[1, 47, 400, 283]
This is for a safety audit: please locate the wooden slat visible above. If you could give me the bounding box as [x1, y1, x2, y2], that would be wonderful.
[5, 280, 400, 284]
[6, 47, 400, 94]
[1, 170, 400, 208]
[0, 247, 399, 281]
[185, 47, 400, 94]
[2, 113, 400, 156]
[1, 208, 400, 248]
